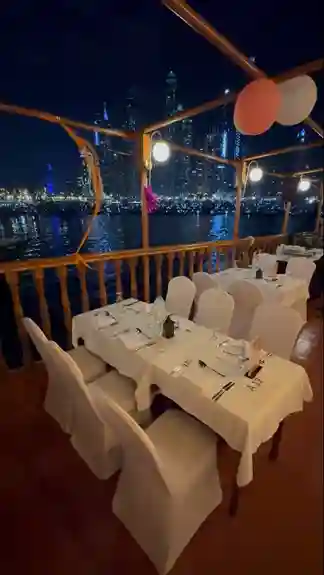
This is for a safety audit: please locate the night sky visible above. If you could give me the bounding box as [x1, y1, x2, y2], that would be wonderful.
[0, 0, 322, 189]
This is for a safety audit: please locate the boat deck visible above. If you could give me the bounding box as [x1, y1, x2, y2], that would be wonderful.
[0, 303, 322, 574]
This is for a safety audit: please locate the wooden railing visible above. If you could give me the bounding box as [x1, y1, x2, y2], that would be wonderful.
[0, 234, 287, 370]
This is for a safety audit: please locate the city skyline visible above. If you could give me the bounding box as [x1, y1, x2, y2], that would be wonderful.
[0, 0, 322, 191]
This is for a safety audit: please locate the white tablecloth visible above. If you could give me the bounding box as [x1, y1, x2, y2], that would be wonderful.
[212, 269, 309, 309]
[72, 300, 312, 487]
[276, 248, 323, 263]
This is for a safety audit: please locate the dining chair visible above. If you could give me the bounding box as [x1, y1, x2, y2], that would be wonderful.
[249, 303, 305, 360]
[194, 288, 234, 334]
[46, 342, 144, 478]
[253, 252, 278, 276]
[165, 276, 196, 318]
[192, 272, 217, 300]
[286, 258, 316, 287]
[91, 392, 222, 574]
[228, 280, 264, 340]
[23, 317, 106, 384]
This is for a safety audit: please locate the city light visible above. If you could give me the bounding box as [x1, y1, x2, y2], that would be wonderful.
[249, 166, 263, 183]
[297, 178, 311, 192]
[224, 88, 230, 95]
[152, 141, 170, 163]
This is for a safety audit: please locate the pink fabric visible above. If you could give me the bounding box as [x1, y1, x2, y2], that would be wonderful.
[144, 185, 158, 213]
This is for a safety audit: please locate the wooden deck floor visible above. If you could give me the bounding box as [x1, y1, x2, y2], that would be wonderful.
[0, 306, 322, 574]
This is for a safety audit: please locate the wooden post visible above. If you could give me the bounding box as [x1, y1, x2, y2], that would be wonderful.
[282, 201, 291, 234]
[139, 132, 150, 301]
[233, 161, 245, 239]
[314, 181, 323, 234]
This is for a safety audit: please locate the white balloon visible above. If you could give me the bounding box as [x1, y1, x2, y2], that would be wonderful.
[276, 75, 317, 126]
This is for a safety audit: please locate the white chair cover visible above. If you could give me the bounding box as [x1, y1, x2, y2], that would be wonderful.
[249, 303, 305, 360]
[194, 288, 234, 334]
[47, 342, 139, 479]
[22, 317, 106, 383]
[228, 280, 264, 340]
[286, 258, 316, 287]
[192, 272, 217, 300]
[253, 253, 278, 276]
[165, 276, 196, 318]
[91, 392, 222, 575]
[22, 317, 48, 358]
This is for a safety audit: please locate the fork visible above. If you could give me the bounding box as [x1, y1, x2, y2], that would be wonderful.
[198, 359, 225, 377]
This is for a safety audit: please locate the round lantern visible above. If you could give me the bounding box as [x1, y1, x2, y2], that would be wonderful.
[234, 78, 281, 135]
[276, 75, 317, 126]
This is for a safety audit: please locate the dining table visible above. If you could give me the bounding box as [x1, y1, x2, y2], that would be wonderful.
[72, 298, 313, 514]
[211, 268, 309, 319]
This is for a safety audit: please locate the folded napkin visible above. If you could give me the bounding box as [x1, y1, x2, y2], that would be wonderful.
[119, 330, 153, 351]
[93, 313, 117, 329]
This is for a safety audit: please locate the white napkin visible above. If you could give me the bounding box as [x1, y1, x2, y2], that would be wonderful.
[244, 338, 261, 373]
[119, 330, 151, 351]
[93, 313, 117, 329]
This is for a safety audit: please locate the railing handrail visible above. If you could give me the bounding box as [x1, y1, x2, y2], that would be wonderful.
[0, 234, 287, 274]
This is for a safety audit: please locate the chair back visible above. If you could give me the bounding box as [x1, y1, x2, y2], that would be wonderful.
[47, 341, 107, 448]
[192, 272, 216, 300]
[195, 288, 234, 333]
[22, 317, 48, 359]
[228, 280, 264, 339]
[90, 388, 169, 492]
[286, 258, 316, 287]
[166, 276, 196, 318]
[249, 303, 305, 359]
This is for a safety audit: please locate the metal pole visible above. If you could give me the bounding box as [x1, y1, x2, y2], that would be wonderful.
[282, 202, 291, 234]
[233, 162, 245, 239]
[314, 181, 323, 234]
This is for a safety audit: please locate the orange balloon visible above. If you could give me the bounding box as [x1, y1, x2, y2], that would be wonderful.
[234, 78, 281, 135]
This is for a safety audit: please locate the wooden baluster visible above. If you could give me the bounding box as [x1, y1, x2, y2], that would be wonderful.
[33, 268, 51, 338]
[225, 248, 232, 269]
[207, 247, 213, 274]
[198, 249, 204, 272]
[154, 254, 163, 297]
[179, 251, 185, 276]
[77, 263, 89, 312]
[188, 251, 195, 278]
[215, 250, 220, 272]
[5, 270, 30, 366]
[57, 266, 72, 347]
[167, 252, 175, 282]
[115, 259, 123, 299]
[96, 261, 107, 307]
[128, 258, 138, 299]
[143, 255, 150, 302]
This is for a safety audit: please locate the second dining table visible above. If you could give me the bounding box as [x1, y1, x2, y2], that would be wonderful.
[72, 298, 312, 510]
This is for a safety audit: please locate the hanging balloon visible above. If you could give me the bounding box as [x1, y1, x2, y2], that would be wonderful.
[234, 78, 281, 135]
[276, 75, 317, 126]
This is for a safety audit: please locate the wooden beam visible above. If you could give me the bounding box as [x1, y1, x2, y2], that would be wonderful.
[244, 141, 323, 162]
[144, 58, 324, 134]
[162, 0, 323, 139]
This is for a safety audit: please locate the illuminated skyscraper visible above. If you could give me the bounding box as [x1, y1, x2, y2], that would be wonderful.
[93, 103, 117, 197]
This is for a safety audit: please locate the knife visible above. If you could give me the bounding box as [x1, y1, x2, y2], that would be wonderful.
[212, 381, 235, 402]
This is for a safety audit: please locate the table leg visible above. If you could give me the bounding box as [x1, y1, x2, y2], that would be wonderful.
[269, 421, 284, 461]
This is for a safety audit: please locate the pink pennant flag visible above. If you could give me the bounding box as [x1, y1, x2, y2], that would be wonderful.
[144, 185, 158, 214]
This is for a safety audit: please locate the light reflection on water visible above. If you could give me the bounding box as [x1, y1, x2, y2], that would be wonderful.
[0, 211, 315, 260]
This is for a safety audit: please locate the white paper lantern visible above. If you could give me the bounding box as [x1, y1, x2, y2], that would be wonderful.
[276, 75, 317, 126]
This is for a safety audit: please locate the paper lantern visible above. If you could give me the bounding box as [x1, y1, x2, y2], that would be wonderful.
[234, 78, 281, 135]
[276, 75, 317, 126]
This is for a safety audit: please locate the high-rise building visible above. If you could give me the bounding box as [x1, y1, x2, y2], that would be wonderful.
[159, 71, 179, 196]
[93, 103, 119, 197]
[122, 88, 138, 198]
[79, 148, 92, 197]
